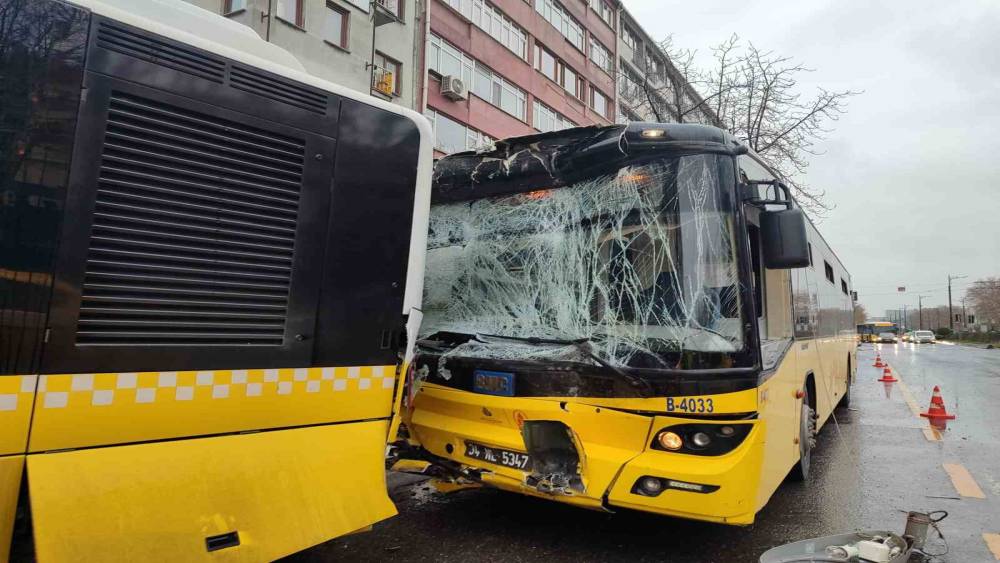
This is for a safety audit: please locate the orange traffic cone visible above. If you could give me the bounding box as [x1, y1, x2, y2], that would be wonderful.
[920, 386, 956, 420]
[873, 354, 884, 368]
[877, 365, 898, 383]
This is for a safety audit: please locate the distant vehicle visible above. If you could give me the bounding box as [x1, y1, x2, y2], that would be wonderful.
[912, 330, 936, 344]
[879, 332, 898, 343]
[857, 321, 897, 343]
[902, 331, 914, 342]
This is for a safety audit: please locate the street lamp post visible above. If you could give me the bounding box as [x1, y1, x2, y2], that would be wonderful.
[917, 294, 931, 330]
[948, 274, 967, 331]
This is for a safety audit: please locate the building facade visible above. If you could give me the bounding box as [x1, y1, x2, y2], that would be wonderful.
[183, 0, 422, 109]
[182, 0, 716, 155]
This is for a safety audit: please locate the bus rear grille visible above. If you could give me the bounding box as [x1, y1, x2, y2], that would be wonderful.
[75, 91, 306, 346]
[229, 64, 328, 114]
[97, 21, 226, 83]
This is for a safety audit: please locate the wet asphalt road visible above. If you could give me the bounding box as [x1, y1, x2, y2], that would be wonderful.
[287, 342, 1000, 563]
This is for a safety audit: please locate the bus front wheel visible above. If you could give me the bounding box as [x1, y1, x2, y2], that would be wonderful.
[790, 387, 816, 481]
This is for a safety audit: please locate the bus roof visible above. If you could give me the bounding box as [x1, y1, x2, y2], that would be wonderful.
[432, 122, 742, 203]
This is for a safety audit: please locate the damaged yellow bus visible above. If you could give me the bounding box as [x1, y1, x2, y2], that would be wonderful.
[401, 123, 855, 525]
[1, 0, 430, 560]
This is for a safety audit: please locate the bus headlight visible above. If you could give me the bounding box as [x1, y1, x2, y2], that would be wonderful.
[651, 423, 753, 456]
[656, 431, 683, 450]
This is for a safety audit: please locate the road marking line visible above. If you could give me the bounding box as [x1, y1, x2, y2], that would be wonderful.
[943, 463, 986, 499]
[886, 364, 941, 441]
[984, 533, 1000, 560]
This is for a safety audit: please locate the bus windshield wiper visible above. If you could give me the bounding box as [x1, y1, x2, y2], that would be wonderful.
[475, 333, 654, 398]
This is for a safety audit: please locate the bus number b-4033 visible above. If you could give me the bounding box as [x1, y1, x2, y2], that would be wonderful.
[666, 397, 714, 413]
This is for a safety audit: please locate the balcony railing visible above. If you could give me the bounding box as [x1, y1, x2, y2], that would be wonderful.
[375, 0, 400, 16]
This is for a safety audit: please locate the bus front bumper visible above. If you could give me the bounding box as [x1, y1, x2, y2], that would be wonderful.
[407, 386, 765, 525]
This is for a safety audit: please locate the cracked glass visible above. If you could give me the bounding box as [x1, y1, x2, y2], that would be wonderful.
[421, 153, 749, 369]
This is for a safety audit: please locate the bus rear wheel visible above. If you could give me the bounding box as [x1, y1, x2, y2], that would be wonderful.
[790, 387, 816, 481]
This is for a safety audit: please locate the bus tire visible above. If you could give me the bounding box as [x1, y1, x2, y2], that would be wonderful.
[838, 358, 852, 409]
[790, 386, 816, 482]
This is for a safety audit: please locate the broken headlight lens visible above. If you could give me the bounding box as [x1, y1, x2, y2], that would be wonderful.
[651, 423, 752, 456]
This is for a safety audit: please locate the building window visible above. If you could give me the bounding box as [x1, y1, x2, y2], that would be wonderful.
[534, 0, 584, 51]
[276, 0, 304, 27]
[841, 279, 849, 295]
[824, 261, 834, 284]
[589, 36, 612, 74]
[424, 109, 494, 154]
[372, 51, 401, 96]
[442, 0, 527, 60]
[622, 24, 638, 50]
[224, 0, 247, 14]
[533, 100, 576, 133]
[376, 0, 402, 17]
[535, 44, 584, 100]
[430, 34, 526, 121]
[472, 63, 527, 121]
[535, 44, 557, 82]
[645, 53, 664, 81]
[591, 88, 610, 119]
[589, 0, 613, 26]
[322, 3, 349, 49]
[428, 33, 474, 85]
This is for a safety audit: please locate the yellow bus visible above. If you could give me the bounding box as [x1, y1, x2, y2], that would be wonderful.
[1, 0, 431, 560]
[857, 321, 897, 343]
[400, 123, 855, 525]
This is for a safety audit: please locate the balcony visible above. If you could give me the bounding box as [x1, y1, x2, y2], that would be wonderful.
[375, 0, 400, 17]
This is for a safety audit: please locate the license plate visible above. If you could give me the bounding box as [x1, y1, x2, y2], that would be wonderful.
[473, 369, 515, 396]
[464, 441, 531, 470]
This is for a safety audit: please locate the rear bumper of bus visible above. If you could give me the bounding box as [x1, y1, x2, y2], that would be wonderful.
[408, 385, 764, 525]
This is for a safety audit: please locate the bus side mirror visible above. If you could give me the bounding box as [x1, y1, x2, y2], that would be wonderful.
[761, 208, 810, 269]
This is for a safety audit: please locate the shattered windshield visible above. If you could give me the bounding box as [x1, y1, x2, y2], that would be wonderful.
[421, 153, 749, 368]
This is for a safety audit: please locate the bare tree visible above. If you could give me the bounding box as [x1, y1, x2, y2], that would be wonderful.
[968, 277, 1000, 329]
[631, 35, 860, 215]
[853, 303, 867, 325]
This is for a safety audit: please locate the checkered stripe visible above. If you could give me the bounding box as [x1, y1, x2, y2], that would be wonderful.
[0, 375, 38, 412]
[16, 366, 396, 409]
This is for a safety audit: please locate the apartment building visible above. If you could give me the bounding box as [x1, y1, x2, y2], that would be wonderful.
[422, 0, 618, 154]
[183, 0, 422, 108]
[182, 0, 716, 155]
[616, 8, 717, 126]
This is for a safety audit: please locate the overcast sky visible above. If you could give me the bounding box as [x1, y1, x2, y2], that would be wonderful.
[625, 0, 1000, 318]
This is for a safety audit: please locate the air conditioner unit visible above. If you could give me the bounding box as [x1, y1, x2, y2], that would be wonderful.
[440, 75, 467, 101]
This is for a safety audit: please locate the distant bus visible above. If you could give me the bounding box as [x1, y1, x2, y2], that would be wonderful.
[857, 322, 897, 343]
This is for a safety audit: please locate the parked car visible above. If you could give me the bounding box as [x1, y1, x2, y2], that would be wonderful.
[878, 332, 898, 343]
[912, 330, 936, 344]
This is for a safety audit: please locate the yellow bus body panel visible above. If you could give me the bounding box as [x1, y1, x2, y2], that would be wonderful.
[0, 456, 23, 563]
[0, 376, 35, 456]
[27, 421, 395, 563]
[27, 366, 395, 452]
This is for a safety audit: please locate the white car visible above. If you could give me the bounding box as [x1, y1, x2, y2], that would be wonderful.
[878, 332, 898, 343]
[912, 330, 936, 344]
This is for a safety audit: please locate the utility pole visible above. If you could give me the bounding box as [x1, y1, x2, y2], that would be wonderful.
[917, 294, 930, 330]
[948, 274, 967, 331]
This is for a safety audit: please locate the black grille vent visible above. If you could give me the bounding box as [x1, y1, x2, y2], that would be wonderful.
[230, 64, 328, 114]
[97, 21, 225, 83]
[76, 91, 306, 346]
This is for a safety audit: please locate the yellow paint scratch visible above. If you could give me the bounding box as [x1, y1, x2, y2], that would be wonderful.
[943, 463, 986, 499]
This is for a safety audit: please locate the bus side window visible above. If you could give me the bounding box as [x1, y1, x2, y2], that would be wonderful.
[747, 224, 765, 326]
